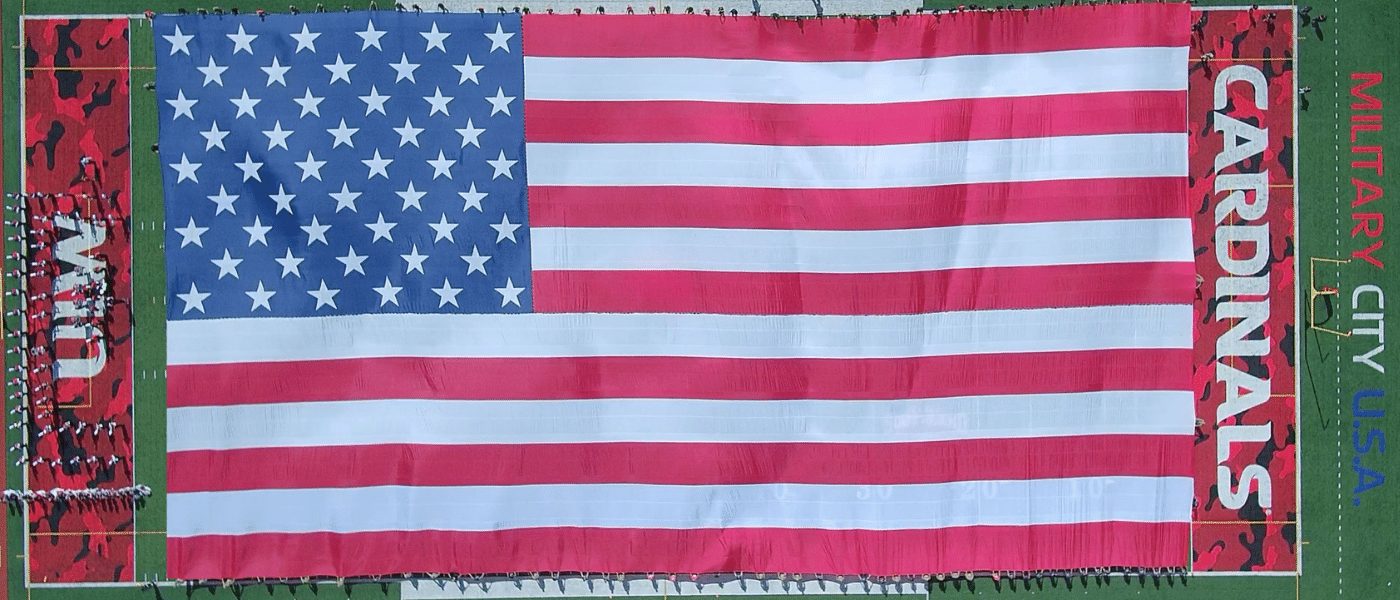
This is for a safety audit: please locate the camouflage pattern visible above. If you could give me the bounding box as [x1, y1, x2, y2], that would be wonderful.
[21, 17, 135, 583]
[1187, 9, 1298, 573]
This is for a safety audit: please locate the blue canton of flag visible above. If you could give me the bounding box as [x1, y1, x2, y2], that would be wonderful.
[156, 12, 529, 320]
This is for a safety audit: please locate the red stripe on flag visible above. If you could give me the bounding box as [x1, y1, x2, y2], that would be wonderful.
[169, 522, 1189, 579]
[525, 92, 1186, 145]
[533, 262, 1195, 315]
[169, 435, 1192, 493]
[528, 178, 1187, 229]
[522, 6, 1189, 60]
[167, 349, 1191, 407]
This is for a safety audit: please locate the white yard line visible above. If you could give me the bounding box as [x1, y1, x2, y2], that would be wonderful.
[1333, 1, 1343, 595]
[17, 11, 31, 590]
[1292, 2, 1304, 580]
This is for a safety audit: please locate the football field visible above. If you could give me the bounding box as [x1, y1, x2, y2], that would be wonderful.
[2, 0, 1397, 598]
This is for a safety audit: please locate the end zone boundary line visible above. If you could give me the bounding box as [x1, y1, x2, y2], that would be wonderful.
[15, 12, 143, 589]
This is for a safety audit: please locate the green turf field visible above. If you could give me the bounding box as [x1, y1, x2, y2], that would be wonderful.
[4, 0, 1398, 598]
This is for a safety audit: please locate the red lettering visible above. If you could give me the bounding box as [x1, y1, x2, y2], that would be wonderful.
[1353, 146, 1385, 176]
[1353, 178, 1385, 207]
[1352, 73, 1384, 111]
[1352, 123, 1383, 143]
[1353, 240, 1385, 269]
[1352, 213, 1384, 238]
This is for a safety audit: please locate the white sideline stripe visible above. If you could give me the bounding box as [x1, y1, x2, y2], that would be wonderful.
[167, 476, 1193, 537]
[21, 13, 145, 19]
[522, 47, 1188, 103]
[531, 219, 1194, 273]
[166, 390, 1194, 452]
[166, 304, 1193, 365]
[525, 134, 1187, 188]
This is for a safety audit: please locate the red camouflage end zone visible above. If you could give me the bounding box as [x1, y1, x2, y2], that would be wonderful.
[21, 16, 136, 583]
[1188, 7, 1299, 574]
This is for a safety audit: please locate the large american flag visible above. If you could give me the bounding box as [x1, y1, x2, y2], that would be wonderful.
[159, 5, 1194, 580]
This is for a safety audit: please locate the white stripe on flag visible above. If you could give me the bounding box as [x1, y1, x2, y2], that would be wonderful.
[524, 134, 1187, 188]
[166, 304, 1192, 365]
[166, 390, 1194, 451]
[522, 47, 1189, 103]
[168, 476, 1193, 537]
[531, 219, 1193, 272]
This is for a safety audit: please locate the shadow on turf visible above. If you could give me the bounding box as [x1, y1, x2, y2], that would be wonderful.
[929, 571, 1188, 594]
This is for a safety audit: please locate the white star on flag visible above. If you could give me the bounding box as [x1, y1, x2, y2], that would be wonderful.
[244, 216, 272, 246]
[429, 214, 458, 242]
[485, 23, 515, 53]
[275, 249, 304, 277]
[198, 57, 228, 86]
[262, 121, 294, 150]
[373, 278, 403, 306]
[394, 117, 424, 147]
[424, 87, 453, 116]
[307, 280, 340, 310]
[357, 20, 387, 50]
[270, 185, 296, 214]
[359, 86, 390, 115]
[228, 24, 258, 54]
[391, 54, 420, 83]
[163, 25, 192, 55]
[396, 182, 426, 211]
[231, 89, 261, 119]
[427, 151, 456, 179]
[456, 119, 484, 147]
[459, 183, 486, 211]
[330, 183, 362, 213]
[432, 277, 462, 307]
[173, 217, 207, 248]
[421, 22, 451, 52]
[261, 56, 291, 86]
[246, 282, 276, 311]
[337, 246, 369, 276]
[366, 213, 397, 242]
[462, 246, 490, 275]
[208, 185, 239, 215]
[362, 150, 392, 179]
[176, 283, 210, 314]
[402, 245, 430, 274]
[495, 277, 524, 307]
[201, 122, 229, 151]
[455, 57, 484, 84]
[211, 249, 243, 279]
[301, 215, 331, 245]
[291, 23, 320, 53]
[325, 54, 356, 84]
[167, 90, 197, 119]
[294, 88, 324, 117]
[295, 151, 327, 181]
[168, 153, 201, 183]
[328, 119, 358, 148]
[490, 213, 521, 243]
[486, 87, 515, 116]
[234, 153, 264, 182]
[487, 151, 517, 179]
